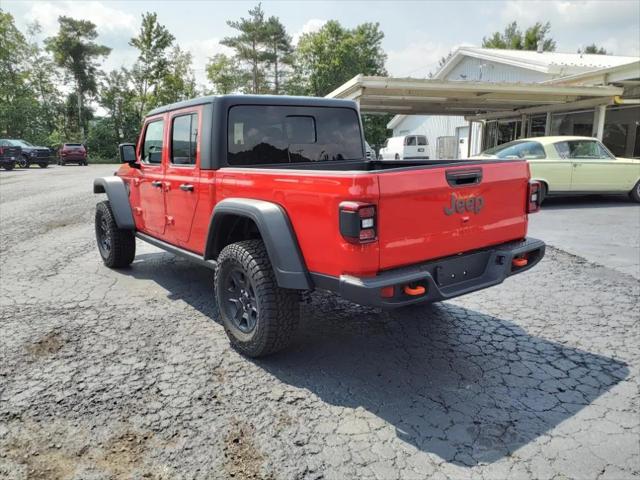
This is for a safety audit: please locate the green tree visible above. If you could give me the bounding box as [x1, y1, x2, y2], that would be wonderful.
[294, 20, 387, 97]
[45, 16, 111, 140]
[222, 4, 270, 93]
[206, 53, 247, 94]
[361, 114, 392, 151]
[155, 46, 197, 105]
[581, 44, 608, 55]
[264, 16, 293, 94]
[129, 12, 175, 117]
[99, 68, 139, 146]
[292, 20, 387, 144]
[482, 21, 556, 51]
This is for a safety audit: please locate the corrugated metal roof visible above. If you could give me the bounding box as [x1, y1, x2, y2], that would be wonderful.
[436, 47, 639, 79]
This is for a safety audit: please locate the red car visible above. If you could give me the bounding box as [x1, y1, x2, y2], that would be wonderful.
[93, 95, 545, 357]
[58, 143, 88, 166]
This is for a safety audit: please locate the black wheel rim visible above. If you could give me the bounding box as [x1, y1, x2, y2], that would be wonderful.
[97, 214, 112, 255]
[222, 267, 259, 333]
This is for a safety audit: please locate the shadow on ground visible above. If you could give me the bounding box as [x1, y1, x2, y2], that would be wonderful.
[541, 195, 637, 210]
[124, 252, 629, 466]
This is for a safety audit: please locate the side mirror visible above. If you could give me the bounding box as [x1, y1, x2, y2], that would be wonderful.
[119, 143, 137, 166]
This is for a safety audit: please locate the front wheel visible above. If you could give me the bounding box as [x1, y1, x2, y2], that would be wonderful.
[18, 156, 29, 168]
[95, 201, 136, 268]
[630, 180, 640, 203]
[215, 240, 300, 357]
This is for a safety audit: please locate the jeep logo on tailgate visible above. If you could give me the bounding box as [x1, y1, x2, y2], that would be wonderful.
[444, 194, 484, 215]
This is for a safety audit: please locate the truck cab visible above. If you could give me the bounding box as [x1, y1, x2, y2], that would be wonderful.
[94, 95, 545, 357]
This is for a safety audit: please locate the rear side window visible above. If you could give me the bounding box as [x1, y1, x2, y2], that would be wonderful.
[554, 140, 614, 159]
[171, 113, 198, 165]
[227, 106, 364, 165]
[142, 120, 164, 164]
[405, 136, 416, 146]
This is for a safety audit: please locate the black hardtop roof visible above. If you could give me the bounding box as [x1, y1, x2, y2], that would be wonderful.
[146, 94, 358, 117]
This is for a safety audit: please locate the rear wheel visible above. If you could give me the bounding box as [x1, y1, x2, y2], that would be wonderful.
[38, 162, 48, 168]
[2, 162, 15, 171]
[215, 240, 300, 357]
[539, 182, 548, 204]
[394, 153, 400, 160]
[630, 180, 640, 203]
[95, 200, 136, 268]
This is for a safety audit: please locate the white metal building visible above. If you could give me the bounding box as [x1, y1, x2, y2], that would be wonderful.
[362, 47, 640, 159]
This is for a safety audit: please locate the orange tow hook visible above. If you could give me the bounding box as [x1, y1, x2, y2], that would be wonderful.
[403, 284, 426, 296]
[512, 257, 528, 267]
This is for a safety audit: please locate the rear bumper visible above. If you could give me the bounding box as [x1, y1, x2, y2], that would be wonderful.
[311, 237, 545, 308]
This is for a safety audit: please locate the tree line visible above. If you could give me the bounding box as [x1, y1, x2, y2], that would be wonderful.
[0, 4, 609, 160]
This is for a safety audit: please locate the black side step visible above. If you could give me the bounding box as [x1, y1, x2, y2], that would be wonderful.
[135, 232, 217, 270]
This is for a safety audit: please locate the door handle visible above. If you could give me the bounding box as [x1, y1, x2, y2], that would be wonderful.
[151, 180, 163, 187]
[179, 184, 194, 192]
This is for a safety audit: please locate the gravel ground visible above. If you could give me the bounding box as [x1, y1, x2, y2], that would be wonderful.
[1, 165, 639, 480]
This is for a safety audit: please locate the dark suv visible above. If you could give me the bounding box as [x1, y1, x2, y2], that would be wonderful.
[3, 139, 51, 168]
[0, 139, 21, 170]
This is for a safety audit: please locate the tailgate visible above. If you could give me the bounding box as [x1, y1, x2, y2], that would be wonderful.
[377, 161, 529, 270]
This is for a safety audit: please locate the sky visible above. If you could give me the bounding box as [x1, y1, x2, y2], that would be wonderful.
[5, 0, 640, 88]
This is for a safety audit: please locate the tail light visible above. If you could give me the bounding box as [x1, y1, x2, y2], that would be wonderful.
[339, 201, 377, 243]
[0, 147, 4, 155]
[527, 181, 542, 213]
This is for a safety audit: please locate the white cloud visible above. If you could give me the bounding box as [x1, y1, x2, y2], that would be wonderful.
[24, 1, 136, 36]
[292, 18, 326, 45]
[386, 40, 473, 78]
[182, 38, 234, 86]
[501, 0, 639, 28]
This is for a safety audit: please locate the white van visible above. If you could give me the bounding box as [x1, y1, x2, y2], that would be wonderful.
[378, 135, 429, 160]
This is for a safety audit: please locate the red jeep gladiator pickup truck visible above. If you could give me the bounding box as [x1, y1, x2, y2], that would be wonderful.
[94, 95, 545, 357]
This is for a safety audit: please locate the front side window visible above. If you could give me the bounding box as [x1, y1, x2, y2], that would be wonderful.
[227, 106, 364, 165]
[554, 140, 614, 160]
[171, 113, 198, 165]
[482, 140, 546, 159]
[142, 120, 164, 164]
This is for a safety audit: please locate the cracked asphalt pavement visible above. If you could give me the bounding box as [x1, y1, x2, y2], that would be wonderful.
[1, 165, 639, 479]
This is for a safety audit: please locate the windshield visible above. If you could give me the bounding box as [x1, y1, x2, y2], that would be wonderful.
[9, 140, 33, 147]
[482, 140, 546, 159]
[227, 105, 364, 165]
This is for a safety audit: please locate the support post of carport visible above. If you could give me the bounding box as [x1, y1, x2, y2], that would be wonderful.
[593, 104, 607, 141]
[545, 112, 552, 135]
[520, 114, 528, 138]
[467, 120, 473, 158]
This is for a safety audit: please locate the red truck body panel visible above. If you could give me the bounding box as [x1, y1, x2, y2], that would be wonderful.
[116, 99, 535, 285]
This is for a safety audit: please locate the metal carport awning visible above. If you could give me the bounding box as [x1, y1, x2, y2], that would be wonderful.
[326, 75, 624, 117]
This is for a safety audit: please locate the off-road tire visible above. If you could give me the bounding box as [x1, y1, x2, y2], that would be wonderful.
[95, 200, 136, 268]
[215, 240, 300, 357]
[630, 180, 640, 203]
[2, 163, 14, 171]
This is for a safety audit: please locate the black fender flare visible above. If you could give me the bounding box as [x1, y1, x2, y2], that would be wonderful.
[93, 177, 135, 230]
[205, 198, 311, 290]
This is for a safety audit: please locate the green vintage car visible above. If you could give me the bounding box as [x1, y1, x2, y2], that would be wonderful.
[474, 136, 640, 203]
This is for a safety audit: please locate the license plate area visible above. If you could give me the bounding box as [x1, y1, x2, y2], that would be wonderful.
[434, 251, 490, 287]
